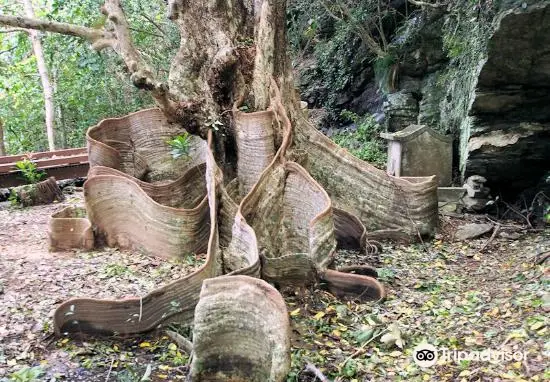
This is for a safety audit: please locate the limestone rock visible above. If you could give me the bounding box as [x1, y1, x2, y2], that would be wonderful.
[463, 2, 550, 195]
[455, 223, 493, 241]
[383, 92, 419, 132]
[461, 175, 492, 211]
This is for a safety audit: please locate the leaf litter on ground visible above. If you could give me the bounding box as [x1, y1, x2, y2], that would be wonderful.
[0, 194, 548, 381]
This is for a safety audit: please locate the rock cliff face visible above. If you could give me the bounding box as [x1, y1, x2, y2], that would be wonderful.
[294, 1, 550, 196]
[465, 3, 550, 194]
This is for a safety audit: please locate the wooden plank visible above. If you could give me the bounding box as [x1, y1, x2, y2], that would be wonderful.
[0, 147, 86, 165]
[0, 154, 88, 173]
[0, 163, 89, 188]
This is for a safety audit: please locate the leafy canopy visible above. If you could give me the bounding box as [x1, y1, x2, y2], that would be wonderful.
[0, 0, 178, 154]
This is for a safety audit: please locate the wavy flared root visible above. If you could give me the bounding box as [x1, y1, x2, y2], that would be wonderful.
[295, 117, 438, 239]
[321, 269, 386, 302]
[51, 93, 405, 343]
[190, 275, 290, 382]
[53, 114, 235, 335]
[87, 108, 206, 181]
[48, 206, 94, 251]
[234, 109, 276, 196]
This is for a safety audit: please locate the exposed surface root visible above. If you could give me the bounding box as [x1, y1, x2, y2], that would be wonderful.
[44, 87, 438, 378]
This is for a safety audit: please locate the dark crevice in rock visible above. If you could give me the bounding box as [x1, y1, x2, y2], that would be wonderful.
[465, 2, 550, 196]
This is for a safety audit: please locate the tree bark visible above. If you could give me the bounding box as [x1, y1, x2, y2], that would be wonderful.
[21, 0, 55, 151]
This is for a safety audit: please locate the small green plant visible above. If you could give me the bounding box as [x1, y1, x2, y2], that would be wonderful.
[157, 342, 188, 366]
[167, 323, 193, 339]
[115, 364, 151, 382]
[167, 133, 191, 159]
[8, 366, 44, 382]
[376, 267, 396, 283]
[332, 111, 387, 168]
[102, 263, 131, 277]
[236, 37, 255, 47]
[8, 189, 20, 206]
[15, 158, 46, 184]
[238, 104, 250, 112]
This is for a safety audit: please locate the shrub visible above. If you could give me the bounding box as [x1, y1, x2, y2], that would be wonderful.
[15, 158, 46, 184]
[332, 110, 387, 168]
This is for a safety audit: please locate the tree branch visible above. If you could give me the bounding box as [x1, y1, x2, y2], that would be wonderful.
[0, 14, 112, 43]
[320, 0, 387, 58]
[101, 0, 175, 116]
[165, 330, 193, 354]
[377, 0, 388, 52]
[0, 45, 18, 55]
[22, 0, 56, 151]
[140, 13, 167, 37]
[0, 2, 176, 118]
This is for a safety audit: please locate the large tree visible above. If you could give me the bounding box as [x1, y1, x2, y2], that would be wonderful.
[1, 1, 438, 380]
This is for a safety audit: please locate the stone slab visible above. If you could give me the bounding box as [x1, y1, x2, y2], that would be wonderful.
[438, 187, 466, 202]
[455, 223, 494, 241]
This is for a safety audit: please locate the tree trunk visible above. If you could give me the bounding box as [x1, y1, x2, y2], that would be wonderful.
[1, 2, 438, 380]
[51, 67, 67, 148]
[22, 0, 56, 151]
[0, 119, 5, 156]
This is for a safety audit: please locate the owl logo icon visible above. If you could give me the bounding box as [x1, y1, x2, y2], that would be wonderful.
[413, 343, 438, 367]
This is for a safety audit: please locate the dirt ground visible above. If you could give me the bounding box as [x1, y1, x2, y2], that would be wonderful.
[0, 193, 548, 381]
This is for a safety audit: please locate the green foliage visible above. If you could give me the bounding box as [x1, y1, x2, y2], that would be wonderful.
[8, 189, 20, 206]
[156, 342, 187, 366]
[373, 53, 397, 93]
[442, 34, 467, 59]
[102, 263, 131, 278]
[287, 0, 416, 123]
[341, 358, 357, 377]
[313, 28, 364, 93]
[287, 1, 375, 119]
[332, 111, 387, 167]
[167, 133, 191, 159]
[0, 0, 178, 154]
[7, 366, 44, 382]
[15, 158, 46, 184]
[436, 0, 498, 135]
[376, 267, 397, 283]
